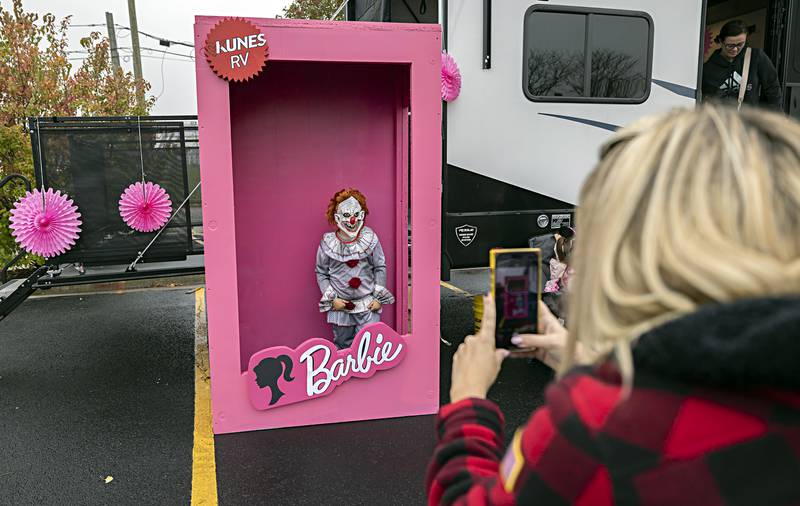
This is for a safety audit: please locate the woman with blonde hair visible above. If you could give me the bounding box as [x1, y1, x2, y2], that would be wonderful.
[427, 105, 800, 505]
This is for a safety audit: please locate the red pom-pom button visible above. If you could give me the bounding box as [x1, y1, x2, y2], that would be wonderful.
[348, 277, 362, 289]
[346, 259, 359, 268]
[344, 301, 355, 310]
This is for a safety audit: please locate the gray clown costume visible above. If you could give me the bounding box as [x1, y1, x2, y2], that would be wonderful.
[316, 225, 395, 349]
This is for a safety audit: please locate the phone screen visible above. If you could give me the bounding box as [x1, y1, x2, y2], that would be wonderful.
[490, 248, 541, 349]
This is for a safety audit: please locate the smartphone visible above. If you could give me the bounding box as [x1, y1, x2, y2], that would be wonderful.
[490, 248, 542, 349]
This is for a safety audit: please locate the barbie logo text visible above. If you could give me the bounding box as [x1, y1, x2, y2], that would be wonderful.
[300, 328, 404, 396]
[246, 323, 407, 411]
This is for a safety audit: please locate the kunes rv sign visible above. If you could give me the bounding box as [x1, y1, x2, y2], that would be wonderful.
[205, 18, 269, 82]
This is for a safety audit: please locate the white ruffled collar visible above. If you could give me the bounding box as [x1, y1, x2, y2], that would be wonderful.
[320, 226, 379, 262]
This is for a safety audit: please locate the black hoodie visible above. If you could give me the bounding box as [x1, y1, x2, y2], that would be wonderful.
[702, 46, 782, 110]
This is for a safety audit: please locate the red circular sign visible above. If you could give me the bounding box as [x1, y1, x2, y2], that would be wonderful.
[204, 18, 269, 82]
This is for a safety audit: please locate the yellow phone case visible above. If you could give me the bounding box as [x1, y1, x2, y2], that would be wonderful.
[489, 247, 543, 304]
[488, 248, 543, 346]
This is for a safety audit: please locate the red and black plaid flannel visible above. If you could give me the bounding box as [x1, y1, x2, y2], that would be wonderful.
[427, 366, 800, 505]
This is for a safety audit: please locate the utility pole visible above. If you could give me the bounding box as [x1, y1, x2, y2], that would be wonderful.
[105, 12, 121, 70]
[127, 0, 145, 108]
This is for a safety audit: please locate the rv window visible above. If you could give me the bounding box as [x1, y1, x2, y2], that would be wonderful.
[589, 15, 649, 99]
[524, 12, 586, 98]
[523, 6, 653, 103]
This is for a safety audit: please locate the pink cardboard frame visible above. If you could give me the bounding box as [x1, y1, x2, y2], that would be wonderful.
[194, 17, 442, 434]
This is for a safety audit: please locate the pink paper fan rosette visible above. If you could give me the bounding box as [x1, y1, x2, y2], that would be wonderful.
[441, 52, 462, 102]
[9, 188, 82, 258]
[119, 181, 172, 232]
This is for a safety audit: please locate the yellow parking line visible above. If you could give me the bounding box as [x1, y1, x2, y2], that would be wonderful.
[191, 288, 218, 505]
[440, 280, 471, 296]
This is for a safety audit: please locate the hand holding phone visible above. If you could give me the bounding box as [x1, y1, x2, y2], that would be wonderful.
[509, 301, 568, 369]
[490, 248, 542, 349]
[449, 293, 510, 403]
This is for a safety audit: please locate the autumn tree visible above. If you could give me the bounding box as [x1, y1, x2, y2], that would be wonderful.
[283, 0, 345, 21]
[0, 0, 155, 272]
[71, 32, 153, 116]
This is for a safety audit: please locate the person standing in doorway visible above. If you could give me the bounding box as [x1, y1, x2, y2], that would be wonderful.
[703, 20, 782, 110]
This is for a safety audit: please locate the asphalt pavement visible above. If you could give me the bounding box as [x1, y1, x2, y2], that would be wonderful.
[0, 289, 195, 505]
[0, 269, 553, 505]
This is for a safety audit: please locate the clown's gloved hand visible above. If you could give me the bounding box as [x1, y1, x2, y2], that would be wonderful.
[369, 300, 382, 312]
[373, 284, 395, 306]
[318, 287, 337, 312]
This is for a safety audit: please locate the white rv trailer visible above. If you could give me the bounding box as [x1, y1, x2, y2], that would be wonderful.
[347, 0, 800, 276]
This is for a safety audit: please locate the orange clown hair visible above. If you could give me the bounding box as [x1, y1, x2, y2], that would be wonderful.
[326, 188, 369, 226]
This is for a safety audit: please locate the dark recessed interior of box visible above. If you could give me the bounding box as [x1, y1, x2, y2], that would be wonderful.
[229, 61, 410, 370]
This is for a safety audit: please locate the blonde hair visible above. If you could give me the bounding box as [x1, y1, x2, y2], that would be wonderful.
[561, 106, 800, 382]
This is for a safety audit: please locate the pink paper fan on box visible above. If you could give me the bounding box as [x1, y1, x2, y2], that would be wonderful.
[119, 181, 172, 232]
[9, 188, 82, 258]
[441, 52, 462, 102]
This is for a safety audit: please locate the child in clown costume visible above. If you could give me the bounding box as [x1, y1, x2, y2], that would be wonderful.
[316, 188, 395, 349]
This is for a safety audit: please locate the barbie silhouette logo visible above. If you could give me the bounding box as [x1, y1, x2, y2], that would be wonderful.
[246, 322, 407, 410]
[252, 355, 294, 406]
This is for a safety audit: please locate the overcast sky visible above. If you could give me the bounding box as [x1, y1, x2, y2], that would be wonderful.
[8, 0, 295, 115]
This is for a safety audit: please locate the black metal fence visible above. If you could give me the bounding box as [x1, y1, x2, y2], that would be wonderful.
[28, 116, 202, 267]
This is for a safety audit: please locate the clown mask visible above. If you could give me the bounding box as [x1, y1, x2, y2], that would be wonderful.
[334, 197, 365, 240]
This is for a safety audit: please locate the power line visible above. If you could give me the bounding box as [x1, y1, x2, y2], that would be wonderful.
[70, 45, 194, 59]
[115, 24, 194, 48]
[70, 21, 193, 49]
[155, 49, 167, 100]
[66, 18, 194, 101]
[120, 46, 194, 59]
[141, 55, 194, 63]
[69, 55, 192, 63]
[139, 46, 194, 59]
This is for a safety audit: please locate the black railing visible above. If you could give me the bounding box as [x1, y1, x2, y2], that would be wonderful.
[27, 116, 202, 268]
[0, 173, 34, 284]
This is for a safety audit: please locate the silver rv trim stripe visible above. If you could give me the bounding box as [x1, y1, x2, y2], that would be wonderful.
[652, 79, 697, 98]
[538, 113, 621, 132]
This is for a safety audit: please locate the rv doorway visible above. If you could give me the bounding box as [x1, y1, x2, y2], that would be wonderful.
[701, 0, 799, 117]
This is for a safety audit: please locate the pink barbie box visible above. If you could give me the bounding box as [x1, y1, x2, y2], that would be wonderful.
[194, 16, 442, 433]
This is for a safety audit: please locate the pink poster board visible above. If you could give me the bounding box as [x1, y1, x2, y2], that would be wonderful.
[194, 17, 442, 433]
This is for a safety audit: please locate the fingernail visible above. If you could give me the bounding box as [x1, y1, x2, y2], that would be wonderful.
[511, 336, 522, 345]
[499, 349, 510, 359]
